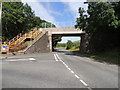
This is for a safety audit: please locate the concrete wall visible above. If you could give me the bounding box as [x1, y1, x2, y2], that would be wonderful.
[80, 33, 90, 53]
[24, 32, 50, 54]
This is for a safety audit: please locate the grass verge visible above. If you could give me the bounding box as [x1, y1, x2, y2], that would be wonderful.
[78, 49, 119, 65]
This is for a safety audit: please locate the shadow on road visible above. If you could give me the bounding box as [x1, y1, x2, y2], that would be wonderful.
[54, 48, 86, 57]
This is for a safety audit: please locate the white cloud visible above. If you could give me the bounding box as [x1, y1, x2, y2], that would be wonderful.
[43, 2, 63, 16]
[60, 37, 80, 43]
[21, 0, 56, 25]
[21, 0, 88, 27]
[60, 0, 88, 18]
[68, 3, 88, 17]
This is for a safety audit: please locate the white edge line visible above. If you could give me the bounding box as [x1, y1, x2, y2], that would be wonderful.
[80, 80, 88, 86]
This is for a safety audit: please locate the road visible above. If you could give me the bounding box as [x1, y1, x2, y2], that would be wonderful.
[1, 48, 119, 89]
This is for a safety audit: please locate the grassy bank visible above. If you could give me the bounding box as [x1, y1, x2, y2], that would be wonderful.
[78, 49, 119, 65]
[56, 40, 80, 51]
[68, 46, 79, 51]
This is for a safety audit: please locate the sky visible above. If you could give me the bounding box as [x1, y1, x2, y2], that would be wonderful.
[22, 0, 88, 43]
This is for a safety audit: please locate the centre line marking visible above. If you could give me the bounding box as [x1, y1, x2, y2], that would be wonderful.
[54, 54, 58, 61]
[65, 65, 69, 68]
[67, 67, 71, 71]
[80, 80, 88, 86]
[75, 74, 80, 79]
[59, 59, 62, 61]
[63, 62, 65, 64]
[56, 54, 61, 60]
[71, 70, 74, 74]
[55, 53, 92, 90]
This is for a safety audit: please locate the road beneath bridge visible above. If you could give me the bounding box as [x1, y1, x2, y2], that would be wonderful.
[1, 49, 118, 89]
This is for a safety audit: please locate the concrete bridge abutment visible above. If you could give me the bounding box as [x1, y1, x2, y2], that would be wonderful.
[80, 33, 90, 53]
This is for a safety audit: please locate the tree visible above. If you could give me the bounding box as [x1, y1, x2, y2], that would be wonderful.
[52, 37, 61, 49]
[2, 2, 61, 48]
[76, 2, 120, 52]
[66, 40, 73, 50]
[22, 3, 35, 32]
[2, 2, 60, 43]
[2, 2, 35, 41]
[75, 7, 88, 31]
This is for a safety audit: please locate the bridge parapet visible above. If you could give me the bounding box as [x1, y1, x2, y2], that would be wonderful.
[40, 27, 85, 35]
[41, 27, 82, 32]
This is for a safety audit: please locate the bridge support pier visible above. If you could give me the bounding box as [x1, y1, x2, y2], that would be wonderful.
[80, 33, 89, 53]
[49, 35, 52, 52]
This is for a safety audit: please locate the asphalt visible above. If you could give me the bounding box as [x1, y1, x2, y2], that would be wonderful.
[1, 49, 119, 89]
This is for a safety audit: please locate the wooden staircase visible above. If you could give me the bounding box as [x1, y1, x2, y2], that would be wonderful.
[4, 28, 42, 52]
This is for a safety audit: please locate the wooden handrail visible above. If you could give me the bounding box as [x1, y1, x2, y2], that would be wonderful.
[6, 28, 42, 52]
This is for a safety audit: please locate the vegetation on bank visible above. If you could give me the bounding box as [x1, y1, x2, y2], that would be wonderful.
[74, 2, 120, 65]
[56, 40, 80, 51]
[57, 40, 119, 65]
[75, 2, 120, 53]
[2, 2, 61, 47]
[78, 49, 119, 65]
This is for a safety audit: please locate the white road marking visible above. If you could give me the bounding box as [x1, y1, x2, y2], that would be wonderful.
[71, 70, 74, 74]
[62, 62, 65, 64]
[80, 80, 88, 86]
[56, 53, 92, 89]
[5, 59, 27, 61]
[75, 74, 80, 79]
[4, 58, 36, 62]
[56, 54, 61, 60]
[54, 54, 58, 61]
[67, 67, 71, 71]
[65, 65, 69, 68]
[59, 59, 62, 61]
[29, 58, 36, 61]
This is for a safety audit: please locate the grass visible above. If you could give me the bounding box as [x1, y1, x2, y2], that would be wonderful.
[56, 47, 66, 49]
[56, 46, 80, 51]
[56, 46, 119, 65]
[13, 42, 28, 52]
[68, 48, 79, 51]
[68, 46, 80, 52]
[79, 49, 119, 65]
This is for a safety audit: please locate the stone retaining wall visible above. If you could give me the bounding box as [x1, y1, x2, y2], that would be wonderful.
[24, 32, 50, 54]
